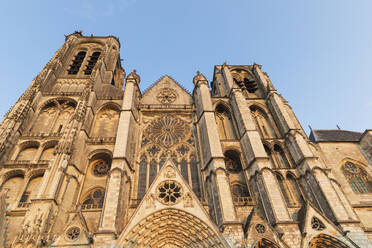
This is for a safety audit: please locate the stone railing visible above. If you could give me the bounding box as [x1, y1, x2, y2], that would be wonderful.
[232, 196, 254, 206]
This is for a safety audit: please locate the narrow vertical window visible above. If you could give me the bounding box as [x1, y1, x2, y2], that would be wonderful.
[68, 51, 86, 75]
[137, 154, 147, 200]
[84, 52, 101, 75]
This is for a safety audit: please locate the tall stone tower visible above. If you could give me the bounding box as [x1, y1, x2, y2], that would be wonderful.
[0, 33, 371, 248]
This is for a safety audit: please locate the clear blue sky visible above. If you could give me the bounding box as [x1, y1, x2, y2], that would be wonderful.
[1, 0, 371, 134]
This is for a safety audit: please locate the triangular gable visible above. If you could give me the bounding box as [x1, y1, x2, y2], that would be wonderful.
[245, 208, 287, 248]
[116, 160, 229, 247]
[51, 212, 92, 247]
[141, 75, 193, 105]
[300, 202, 352, 247]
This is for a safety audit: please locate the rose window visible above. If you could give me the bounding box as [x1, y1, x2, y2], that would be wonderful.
[157, 88, 177, 104]
[145, 116, 189, 148]
[92, 160, 110, 177]
[66, 226, 81, 241]
[311, 217, 325, 231]
[255, 224, 266, 234]
[157, 180, 183, 205]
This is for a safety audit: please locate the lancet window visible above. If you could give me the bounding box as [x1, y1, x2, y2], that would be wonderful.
[276, 173, 301, 207]
[31, 99, 76, 135]
[215, 104, 237, 140]
[273, 144, 291, 168]
[224, 150, 253, 205]
[91, 106, 120, 137]
[342, 162, 372, 193]
[250, 106, 276, 139]
[18, 175, 43, 208]
[68, 51, 86, 74]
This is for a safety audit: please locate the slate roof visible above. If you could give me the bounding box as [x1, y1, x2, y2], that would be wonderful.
[309, 129, 362, 143]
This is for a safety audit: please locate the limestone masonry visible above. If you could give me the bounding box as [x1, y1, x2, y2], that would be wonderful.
[0, 32, 371, 247]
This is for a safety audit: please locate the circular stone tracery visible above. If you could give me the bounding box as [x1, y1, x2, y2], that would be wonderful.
[66, 226, 81, 241]
[145, 116, 189, 148]
[92, 160, 110, 177]
[157, 87, 178, 104]
[157, 180, 183, 205]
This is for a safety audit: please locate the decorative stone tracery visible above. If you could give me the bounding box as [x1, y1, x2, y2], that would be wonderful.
[157, 180, 183, 205]
[157, 87, 178, 104]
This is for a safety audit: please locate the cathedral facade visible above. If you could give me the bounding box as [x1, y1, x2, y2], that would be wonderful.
[0, 32, 371, 248]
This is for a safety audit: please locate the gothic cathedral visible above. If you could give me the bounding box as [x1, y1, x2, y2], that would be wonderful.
[0, 32, 371, 248]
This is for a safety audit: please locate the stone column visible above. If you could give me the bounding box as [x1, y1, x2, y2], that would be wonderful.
[97, 70, 139, 240]
[192, 71, 243, 242]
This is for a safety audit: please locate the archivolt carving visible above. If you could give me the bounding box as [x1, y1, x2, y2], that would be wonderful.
[119, 209, 226, 248]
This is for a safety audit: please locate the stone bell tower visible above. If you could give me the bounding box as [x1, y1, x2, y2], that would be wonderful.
[0, 32, 126, 247]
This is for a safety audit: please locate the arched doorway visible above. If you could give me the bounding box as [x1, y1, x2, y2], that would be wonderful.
[119, 208, 227, 248]
[309, 234, 350, 248]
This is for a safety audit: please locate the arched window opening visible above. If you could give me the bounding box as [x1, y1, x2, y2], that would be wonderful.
[250, 106, 276, 139]
[40, 146, 55, 161]
[91, 106, 120, 137]
[224, 150, 242, 173]
[0, 176, 23, 207]
[90, 153, 112, 177]
[81, 188, 105, 210]
[137, 154, 147, 201]
[231, 69, 258, 94]
[309, 234, 350, 248]
[84, 52, 101, 75]
[18, 175, 43, 208]
[342, 162, 372, 193]
[52, 103, 75, 134]
[254, 238, 280, 248]
[273, 144, 291, 169]
[190, 153, 202, 199]
[231, 183, 253, 205]
[264, 145, 276, 168]
[287, 174, 304, 204]
[31, 102, 57, 134]
[276, 174, 297, 207]
[17, 146, 38, 161]
[215, 105, 237, 140]
[68, 51, 86, 75]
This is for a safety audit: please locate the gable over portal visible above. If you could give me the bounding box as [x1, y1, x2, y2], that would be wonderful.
[141, 75, 192, 105]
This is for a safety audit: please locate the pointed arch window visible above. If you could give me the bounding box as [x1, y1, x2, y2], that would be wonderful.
[343, 162, 372, 193]
[84, 52, 101, 75]
[215, 104, 237, 140]
[81, 188, 105, 210]
[276, 174, 298, 207]
[273, 144, 291, 168]
[68, 51, 86, 75]
[18, 175, 43, 208]
[250, 106, 276, 139]
[137, 154, 147, 201]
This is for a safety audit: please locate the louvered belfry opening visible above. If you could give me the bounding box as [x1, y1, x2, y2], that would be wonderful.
[68, 51, 86, 74]
[84, 51, 101, 75]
